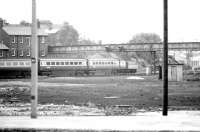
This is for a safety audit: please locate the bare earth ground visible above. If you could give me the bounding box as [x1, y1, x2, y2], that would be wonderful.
[0, 75, 200, 116]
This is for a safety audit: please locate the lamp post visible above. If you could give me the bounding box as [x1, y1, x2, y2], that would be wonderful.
[31, 0, 38, 118]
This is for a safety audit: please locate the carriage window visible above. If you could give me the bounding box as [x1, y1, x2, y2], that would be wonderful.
[61, 62, 64, 65]
[0, 62, 4, 66]
[102, 62, 104, 65]
[6, 62, 11, 66]
[70, 62, 73, 65]
[46, 62, 50, 65]
[79, 62, 82, 65]
[51, 62, 55, 65]
[93, 62, 95, 65]
[13, 62, 17, 66]
[26, 62, 31, 66]
[65, 62, 69, 65]
[111, 62, 114, 64]
[74, 62, 78, 65]
[19, 62, 24, 65]
[99, 62, 101, 64]
[56, 62, 60, 65]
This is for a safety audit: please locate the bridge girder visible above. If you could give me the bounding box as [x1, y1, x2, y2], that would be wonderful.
[48, 42, 200, 53]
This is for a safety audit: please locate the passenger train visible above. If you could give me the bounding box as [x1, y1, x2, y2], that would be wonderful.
[0, 58, 138, 78]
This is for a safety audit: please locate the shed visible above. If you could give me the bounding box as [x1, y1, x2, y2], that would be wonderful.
[168, 57, 183, 81]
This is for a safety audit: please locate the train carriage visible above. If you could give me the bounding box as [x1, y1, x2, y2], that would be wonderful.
[0, 59, 31, 78]
[0, 57, 138, 78]
[88, 58, 127, 75]
[39, 58, 88, 76]
[88, 59, 122, 69]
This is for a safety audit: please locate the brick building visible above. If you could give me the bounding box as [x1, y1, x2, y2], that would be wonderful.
[0, 18, 48, 59]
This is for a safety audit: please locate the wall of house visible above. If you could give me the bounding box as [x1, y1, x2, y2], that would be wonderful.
[1, 35, 47, 59]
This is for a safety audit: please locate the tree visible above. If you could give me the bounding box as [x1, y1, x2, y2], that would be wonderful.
[129, 33, 162, 66]
[78, 38, 96, 45]
[48, 22, 79, 46]
[20, 20, 31, 26]
[129, 33, 162, 43]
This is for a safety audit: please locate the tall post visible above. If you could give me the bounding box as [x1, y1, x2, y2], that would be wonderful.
[163, 0, 168, 116]
[153, 51, 156, 74]
[31, 0, 38, 118]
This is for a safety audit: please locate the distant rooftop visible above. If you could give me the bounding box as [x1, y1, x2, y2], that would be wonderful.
[3, 25, 48, 36]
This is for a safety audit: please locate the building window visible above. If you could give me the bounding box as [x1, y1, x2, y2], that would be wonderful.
[11, 36, 16, 43]
[41, 36, 45, 43]
[41, 50, 45, 56]
[0, 51, 3, 57]
[19, 50, 23, 56]
[27, 49, 30, 56]
[26, 37, 31, 46]
[11, 48, 16, 56]
[19, 36, 23, 43]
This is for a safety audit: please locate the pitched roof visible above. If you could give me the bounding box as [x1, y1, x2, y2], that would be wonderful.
[168, 56, 183, 65]
[3, 25, 48, 36]
[0, 43, 9, 50]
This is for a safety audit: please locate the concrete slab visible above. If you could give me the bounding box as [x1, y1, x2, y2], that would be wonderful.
[1, 111, 200, 131]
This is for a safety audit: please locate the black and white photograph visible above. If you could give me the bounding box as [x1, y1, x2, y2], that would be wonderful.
[0, 0, 200, 131]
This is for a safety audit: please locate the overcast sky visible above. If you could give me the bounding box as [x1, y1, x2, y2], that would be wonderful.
[0, 0, 200, 43]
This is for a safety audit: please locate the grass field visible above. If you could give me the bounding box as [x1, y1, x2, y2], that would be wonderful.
[1, 75, 200, 111]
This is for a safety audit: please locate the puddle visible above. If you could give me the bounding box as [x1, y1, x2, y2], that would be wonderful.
[126, 76, 144, 80]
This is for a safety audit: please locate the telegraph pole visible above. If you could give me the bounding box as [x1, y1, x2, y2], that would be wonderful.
[163, 0, 168, 116]
[31, 0, 38, 118]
